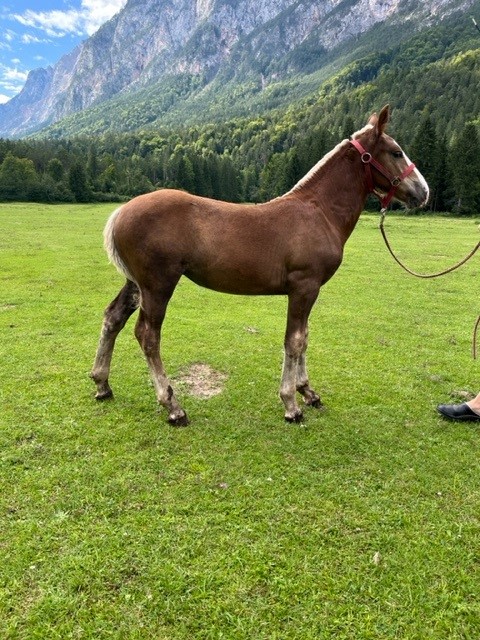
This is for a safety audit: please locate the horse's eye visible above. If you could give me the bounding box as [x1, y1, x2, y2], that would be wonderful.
[392, 150, 403, 159]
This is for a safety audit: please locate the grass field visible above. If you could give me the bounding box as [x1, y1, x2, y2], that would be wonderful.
[1, 202, 480, 639]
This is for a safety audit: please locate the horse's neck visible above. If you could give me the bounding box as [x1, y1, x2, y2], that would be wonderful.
[286, 139, 367, 236]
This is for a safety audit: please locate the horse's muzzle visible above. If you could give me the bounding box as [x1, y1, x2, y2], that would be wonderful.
[407, 182, 429, 209]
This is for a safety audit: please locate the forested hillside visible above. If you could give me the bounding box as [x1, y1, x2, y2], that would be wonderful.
[2, 0, 472, 139]
[1, 12, 480, 213]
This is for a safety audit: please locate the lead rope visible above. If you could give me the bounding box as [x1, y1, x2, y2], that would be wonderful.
[379, 210, 480, 278]
[379, 209, 480, 357]
[473, 315, 480, 360]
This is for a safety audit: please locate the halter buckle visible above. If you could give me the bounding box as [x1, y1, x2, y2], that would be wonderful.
[361, 152, 372, 164]
[391, 177, 401, 187]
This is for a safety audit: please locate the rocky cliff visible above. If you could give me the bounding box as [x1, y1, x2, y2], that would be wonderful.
[0, 0, 474, 137]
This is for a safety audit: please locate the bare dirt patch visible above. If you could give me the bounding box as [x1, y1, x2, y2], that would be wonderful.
[175, 363, 228, 399]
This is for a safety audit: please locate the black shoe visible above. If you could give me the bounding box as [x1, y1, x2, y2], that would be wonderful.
[437, 403, 480, 421]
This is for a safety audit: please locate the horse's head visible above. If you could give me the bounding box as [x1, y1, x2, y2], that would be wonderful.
[351, 105, 429, 209]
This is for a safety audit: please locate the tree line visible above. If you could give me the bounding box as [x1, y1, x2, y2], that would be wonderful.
[1, 110, 479, 214]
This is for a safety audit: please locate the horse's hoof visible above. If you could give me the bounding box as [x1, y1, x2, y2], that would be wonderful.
[309, 398, 324, 409]
[285, 410, 304, 423]
[95, 389, 113, 401]
[168, 412, 189, 427]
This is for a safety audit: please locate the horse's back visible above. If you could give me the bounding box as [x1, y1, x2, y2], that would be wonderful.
[117, 189, 240, 224]
[112, 188, 291, 252]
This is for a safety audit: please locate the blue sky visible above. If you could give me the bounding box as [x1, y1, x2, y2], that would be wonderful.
[0, 0, 127, 103]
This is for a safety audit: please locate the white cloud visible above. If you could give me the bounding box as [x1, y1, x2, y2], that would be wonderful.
[14, 9, 86, 38]
[0, 30, 14, 50]
[21, 33, 45, 44]
[1, 82, 20, 92]
[0, 80, 25, 95]
[12, 1, 127, 39]
[2, 66, 28, 83]
[0, 64, 29, 97]
[81, 0, 127, 35]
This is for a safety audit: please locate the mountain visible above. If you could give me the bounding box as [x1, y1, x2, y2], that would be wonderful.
[0, 0, 476, 138]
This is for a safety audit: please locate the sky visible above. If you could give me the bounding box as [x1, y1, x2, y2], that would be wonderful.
[0, 0, 127, 103]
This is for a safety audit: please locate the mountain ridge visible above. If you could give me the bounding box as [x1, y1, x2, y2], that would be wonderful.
[0, 0, 475, 138]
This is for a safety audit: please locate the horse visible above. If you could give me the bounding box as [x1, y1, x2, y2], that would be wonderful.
[90, 105, 429, 426]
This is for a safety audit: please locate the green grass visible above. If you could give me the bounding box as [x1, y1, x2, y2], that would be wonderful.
[1, 203, 480, 639]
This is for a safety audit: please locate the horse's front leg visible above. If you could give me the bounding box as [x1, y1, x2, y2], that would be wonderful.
[280, 286, 319, 422]
[296, 325, 323, 409]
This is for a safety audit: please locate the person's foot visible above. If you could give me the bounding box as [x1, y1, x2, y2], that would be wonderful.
[437, 402, 480, 421]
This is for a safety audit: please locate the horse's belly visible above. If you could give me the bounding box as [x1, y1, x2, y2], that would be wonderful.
[184, 264, 287, 295]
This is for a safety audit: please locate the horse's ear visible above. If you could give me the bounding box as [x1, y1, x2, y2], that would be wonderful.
[367, 106, 390, 132]
[376, 104, 390, 135]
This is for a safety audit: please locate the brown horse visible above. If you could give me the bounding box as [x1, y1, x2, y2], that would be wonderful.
[91, 105, 429, 425]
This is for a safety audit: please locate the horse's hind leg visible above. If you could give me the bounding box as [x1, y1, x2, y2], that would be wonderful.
[296, 324, 323, 409]
[91, 279, 139, 400]
[135, 283, 188, 427]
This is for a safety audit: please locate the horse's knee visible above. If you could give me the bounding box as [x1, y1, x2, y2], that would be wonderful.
[284, 330, 306, 359]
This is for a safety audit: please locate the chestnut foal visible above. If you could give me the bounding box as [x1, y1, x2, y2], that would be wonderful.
[91, 106, 429, 425]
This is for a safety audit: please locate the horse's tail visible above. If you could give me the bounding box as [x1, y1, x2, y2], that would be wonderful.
[103, 206, 137, 284]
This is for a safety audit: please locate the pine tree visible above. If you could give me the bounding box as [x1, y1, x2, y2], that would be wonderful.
[218, 155, 240, 202]
[86, 146, 100, 190]
[410, 113, 438, 210]
[451, 123, 480, 215]
[284, 149, 303, 191]
[177, 156, 196, 193]
[259, 153, 289, 200]
[341, 116, 356, 139]
[47, 158, 64, 182]
[431, 136, 453, 212]
[193, 155, 213, 198]
[68, 162, 91, 202]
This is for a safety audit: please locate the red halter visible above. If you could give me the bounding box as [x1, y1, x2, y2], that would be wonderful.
[350, 138, 416, 211]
